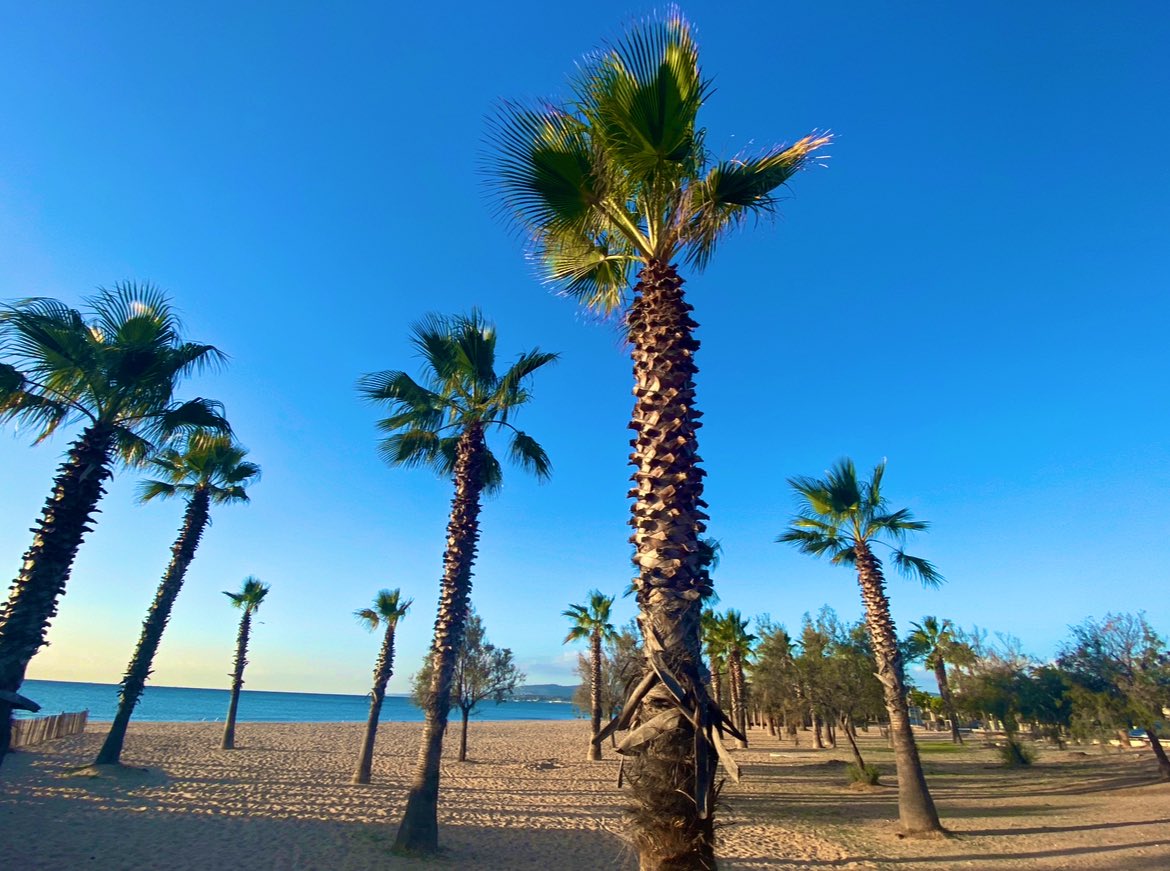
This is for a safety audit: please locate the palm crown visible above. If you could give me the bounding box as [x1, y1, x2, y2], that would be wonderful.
[489, 9, 830, 313]
[778, 459, 943, 588]
[0, 282, 229, 461]
[357, 588, 413, 632]
[907, 616, 972, 669]
[224, 576, 269, 612]
[563, 590, 617, 644]
[138, 433, 259, 506]
[357, 310, 556, 494]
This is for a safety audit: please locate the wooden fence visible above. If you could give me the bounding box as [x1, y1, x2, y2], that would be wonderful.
[10, 710, 88, 749]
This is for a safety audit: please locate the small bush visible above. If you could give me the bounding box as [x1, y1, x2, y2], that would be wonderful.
[846, 762, 881, 785]
[997, 738, 1035, 767]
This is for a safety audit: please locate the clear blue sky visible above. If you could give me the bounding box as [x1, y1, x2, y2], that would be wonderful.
[2, 2, 1167, 695]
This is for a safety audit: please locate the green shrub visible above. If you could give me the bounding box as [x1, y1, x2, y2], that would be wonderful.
[846, 762, 881, 785]
[997, 738, 1036, 767]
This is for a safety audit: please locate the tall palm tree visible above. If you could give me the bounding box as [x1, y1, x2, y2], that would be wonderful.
[221, 576, 269, 750]
[0, 283, 227, 762]
[720, 610, 755, 749]
[778, 459, 945, 836]
[907, 616, 970, 745]
[95, 434, 258, 765]
[352, 588, 412, 785]
[489, 12, 829, 866]
[563, 590, 618, 761]
[358, 310, 555, 855]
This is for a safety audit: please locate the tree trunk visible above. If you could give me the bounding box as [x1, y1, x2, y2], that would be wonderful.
[854, 542, 943, 835]
[710, 665, 722, 709]
[1147, 728, 1170, 780]
[458, 707, 470, 762]
[728, 650, 746, 749]
[221, 608, 252, 750]
[933, 661, 963, 745]
[812, 712, 825, 749]
[0, 424, 115, 764]
[96, 489, 211, 765]
[394, 425, 485, 855]
[352, 622, 398, 784]
[622, 261, 716, 870]
[589, 631, 602, 761]
[842, 714, 868, 773]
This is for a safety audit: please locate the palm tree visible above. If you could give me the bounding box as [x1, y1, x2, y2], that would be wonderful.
[221, 576, 269, 750]
[352, 588, 412, 785]
[489, 12, 829, 865]
[0, 283, 227, 762]
[95, 434, 259, 765]
[778, 459, 944, 836]
[358, 310, 555, 855]
[907, 616, 970, 745]
[720, 610, 755, 749]
[563, 590, 618, 761]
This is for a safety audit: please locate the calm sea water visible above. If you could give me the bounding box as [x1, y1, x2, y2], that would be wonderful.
[19, 679, 580, 723]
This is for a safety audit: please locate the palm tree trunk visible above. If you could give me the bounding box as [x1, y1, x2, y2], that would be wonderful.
[854, 542, 943, 835]
[221, 608, 252, 750]
[729, 651, 746, 749]
[1147, 728, 1170, 780]
[352, 623, 397, 784]
[96, 488, 211, 765]
[589, 631, 602, 761]
[394, 425, 485, 855]
[0, 424, 115, 764]
[458, 706, 470, 762]
[710, 665, 722, 709]
[623, 261, 716, 871]
[934, 661, 963, 745]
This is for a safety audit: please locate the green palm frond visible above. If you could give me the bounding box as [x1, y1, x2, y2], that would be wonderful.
[224, 575, 269, 611]
[138, 479, 179, 503]
[891, 549, 944, 588]
[360, 311, 553, 491]
[357, 587, 412, 630]
[562, 590, 617, 644]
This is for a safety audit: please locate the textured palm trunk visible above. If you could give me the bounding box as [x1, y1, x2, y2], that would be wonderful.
[352, 622, 398, 784]
[728, 651, 746, 749]
[622, 261, 717, 871]
[589, 631, 603, 761]
[710, 663, 722, 709]
[933, 661, 963, 745]
[1147, 728, 1170, 780]
[394, 425, 485, 855]
[0, 424, 115, 764]
[221, 608, 252, 750]
[854, 542, 943, 835]
[96, 488, 211, 765]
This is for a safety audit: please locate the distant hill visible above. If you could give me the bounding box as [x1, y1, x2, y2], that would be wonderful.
[514, 683, 578, 702]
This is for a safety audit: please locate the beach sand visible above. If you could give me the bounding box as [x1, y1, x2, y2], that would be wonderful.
[2, 719, 1168, 869]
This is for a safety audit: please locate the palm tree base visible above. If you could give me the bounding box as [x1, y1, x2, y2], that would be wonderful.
[394, 789, 440, 855]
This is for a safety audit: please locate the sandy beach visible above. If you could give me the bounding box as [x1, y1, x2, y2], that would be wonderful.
[2, 720, 1168, 870]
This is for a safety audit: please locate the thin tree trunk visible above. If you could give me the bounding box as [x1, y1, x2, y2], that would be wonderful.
[934, 661, 963, 745]
[622, 261, 716, 871]
[589, 631, 602, 761]
[710, 665, 722, 709]
[221, 608, 252, 750]
[812, 712, 825, 749]
[458, 707, 470, 762]
[854, 542, 943, 835]
[394, 426, 485, 855]
[0, 424, 115, 764]
[842, 714, 868, 772]
[352, 622, 398, 784]
[1147, 728, 1170, 780]
[96, 489, 211, 765]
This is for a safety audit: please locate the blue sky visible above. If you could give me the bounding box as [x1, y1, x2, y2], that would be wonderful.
[2, 1, 1167, 695]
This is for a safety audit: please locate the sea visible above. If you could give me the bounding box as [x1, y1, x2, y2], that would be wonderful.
[18, 679, 581, 724]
